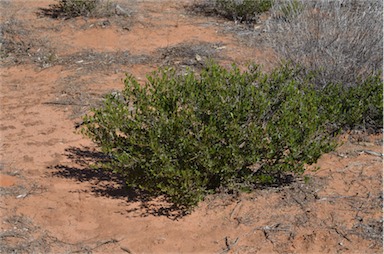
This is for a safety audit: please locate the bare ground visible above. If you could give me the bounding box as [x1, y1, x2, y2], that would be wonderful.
[0, 0, 382, 253]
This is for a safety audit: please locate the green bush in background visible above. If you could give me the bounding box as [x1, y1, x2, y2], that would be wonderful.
[57, 0, 98, 17]
[208, 0, 273, 23]
[50, 0, 115, 18]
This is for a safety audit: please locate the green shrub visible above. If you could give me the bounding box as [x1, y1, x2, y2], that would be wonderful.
[217, 0, 272, 22]
[57, 0, 98, 17]
[44, 0, 115, 18]
[319, 74, 383, 131]
[195, 0, 273, 23]
[81, 63, 342, 210]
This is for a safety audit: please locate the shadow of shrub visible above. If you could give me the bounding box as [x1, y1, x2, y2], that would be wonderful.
[50, 146, 188, 219]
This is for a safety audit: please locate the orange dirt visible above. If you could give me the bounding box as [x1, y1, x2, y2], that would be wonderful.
[0, 1, 382, 253]
[0, 174, 18, 187]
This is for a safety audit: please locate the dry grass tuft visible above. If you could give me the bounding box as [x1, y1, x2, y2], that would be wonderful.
[266, 0, 383, 87]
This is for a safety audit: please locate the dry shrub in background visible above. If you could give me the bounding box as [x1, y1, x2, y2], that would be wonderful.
[266, 0, 383, 88]
[40, 0, 117, 19]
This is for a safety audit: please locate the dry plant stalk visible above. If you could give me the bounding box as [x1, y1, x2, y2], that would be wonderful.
[266, 0, 383, 87]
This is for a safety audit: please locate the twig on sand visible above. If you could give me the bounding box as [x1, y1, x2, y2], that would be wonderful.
[357, 150, 383, 158]
[229, 200, 242, 219]
[219, 236, 239, 254]
[121, 246, 133, 253]
[69, 238, 121, 253]
[43, 101, 90, 106]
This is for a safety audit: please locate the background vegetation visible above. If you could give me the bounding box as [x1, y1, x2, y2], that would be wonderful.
[266, 0, 383, 88]
[190, 0, 272, 23]
[39, 0, 117, 18]
[213, 0, 272, 23]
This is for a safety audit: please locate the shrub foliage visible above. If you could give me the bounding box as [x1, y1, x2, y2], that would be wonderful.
[81, 63, 381, 209]
[320, 74, 383, 131]
[57, 0, 99, 17]
[192, 0, 272, 24]
[43, 0, 115, 18]
[214, 0, 273, 23]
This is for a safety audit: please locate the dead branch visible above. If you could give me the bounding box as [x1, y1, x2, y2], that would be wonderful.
[219, 236, 240, 254]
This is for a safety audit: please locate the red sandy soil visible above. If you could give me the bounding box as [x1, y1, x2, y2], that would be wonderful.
[0, 1, 382, 253]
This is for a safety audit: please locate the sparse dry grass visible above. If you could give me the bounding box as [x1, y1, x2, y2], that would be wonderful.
[0, 17, 58, 67]
[0, 214, 126, 253]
